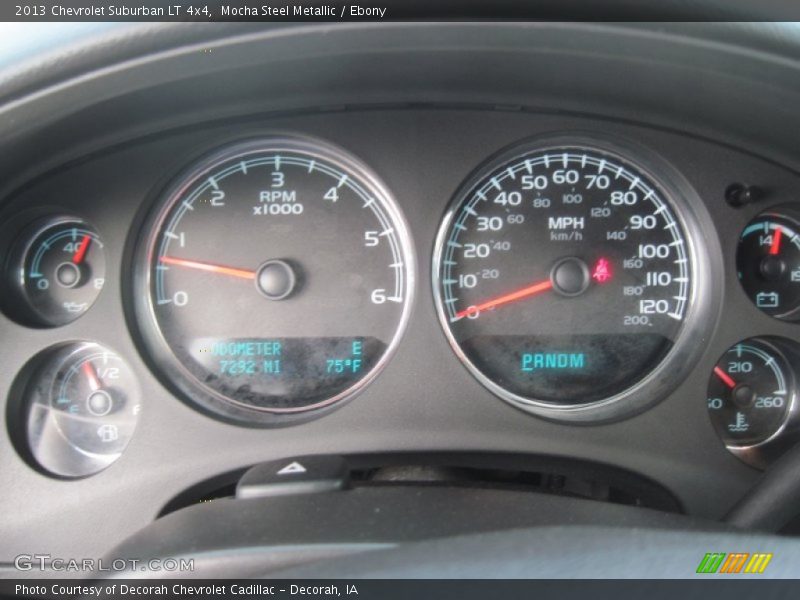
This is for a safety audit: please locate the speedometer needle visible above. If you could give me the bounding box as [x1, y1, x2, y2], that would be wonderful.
[159, 256, 256, 280]
[455, 279, 553, 319]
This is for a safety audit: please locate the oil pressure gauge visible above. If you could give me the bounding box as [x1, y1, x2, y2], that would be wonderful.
[5, 216, 106, 326]
[707, 337, 800, 468]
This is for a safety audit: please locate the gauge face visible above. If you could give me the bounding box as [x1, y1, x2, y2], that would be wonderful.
[24, 343, 141, 478]
[8, 217, 105, 326]
[133, 138, 413, 423]
[433, 140, 708, 420]
[707, 339, 793, 449]
[737, 213, 800, 320]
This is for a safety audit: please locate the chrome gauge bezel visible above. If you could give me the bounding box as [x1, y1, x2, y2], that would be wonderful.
[432, 133, 722, 423]
[736, 206, 800, 322]
[20, 342, 141, 479]
[718, 337, 800, 470]
[5, 215, 105, 327]
[130, 136, 416, 426]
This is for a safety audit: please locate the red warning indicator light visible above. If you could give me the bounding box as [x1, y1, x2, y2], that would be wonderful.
[592, 258, 612, 284]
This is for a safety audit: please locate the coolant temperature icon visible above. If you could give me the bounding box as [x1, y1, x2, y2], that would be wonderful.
[728, 412, 750, 433]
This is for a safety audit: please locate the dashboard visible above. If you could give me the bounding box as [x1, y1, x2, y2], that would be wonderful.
[4, 21, 800, 575]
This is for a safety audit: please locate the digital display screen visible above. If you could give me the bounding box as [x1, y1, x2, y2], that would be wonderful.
[460, 334, 672, 405]
[176, 337, 386, 410]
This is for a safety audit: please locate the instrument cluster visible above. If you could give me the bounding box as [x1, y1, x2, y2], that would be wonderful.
[2, 116, 800, 478]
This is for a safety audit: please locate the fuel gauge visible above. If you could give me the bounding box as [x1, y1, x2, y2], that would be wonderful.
[5, 216, 106, 326]
[737, 210, 800, 320]
[22, 343, 141, 478]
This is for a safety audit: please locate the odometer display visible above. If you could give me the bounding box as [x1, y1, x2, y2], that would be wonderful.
[133, 138, 413, 423]
[434, 140, 703, 420]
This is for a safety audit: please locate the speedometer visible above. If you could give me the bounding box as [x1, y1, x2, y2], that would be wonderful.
[433, 136, 717, 422]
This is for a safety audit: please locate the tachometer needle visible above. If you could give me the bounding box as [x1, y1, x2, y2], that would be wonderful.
[713, 366, 737, 390]
[769, 226, 783, 255]
[455, 279, 553, 319]
[72, 235, 91, 264]
[159, 256, 256, 280]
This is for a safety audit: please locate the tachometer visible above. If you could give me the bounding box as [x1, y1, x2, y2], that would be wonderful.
[132, 137, 414, 425]
[433, 137, 716, 421]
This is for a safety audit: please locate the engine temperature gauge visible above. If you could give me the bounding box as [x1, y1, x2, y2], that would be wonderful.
[6, 216, 106, 326]
[22, 343, 141, 478]
[707, 337, 799, 468]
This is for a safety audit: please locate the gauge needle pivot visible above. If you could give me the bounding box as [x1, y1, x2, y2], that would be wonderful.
[713, 366, 737, 390]
[159, 256, 256, 280]
[455, 279, 554, 319]
[72, 235, 91, 264]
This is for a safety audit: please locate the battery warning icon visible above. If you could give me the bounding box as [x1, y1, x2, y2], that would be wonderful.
[755, 291, 779, 309]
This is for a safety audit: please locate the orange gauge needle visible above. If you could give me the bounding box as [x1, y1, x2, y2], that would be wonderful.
[769, 226, 784, 255]
[456, 279, 554, 319]
[713, 366, 737, 390]
[82, 362, 101, 392]
[159, 256, 256, 280]
[73, 235, 91, 264]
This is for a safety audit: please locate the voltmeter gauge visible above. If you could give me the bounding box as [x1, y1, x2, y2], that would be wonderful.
[737, 210, 800, 320]
[707, 337, 799, 468]
[5, 216, 106, 326]
[22, 343, 141, 478]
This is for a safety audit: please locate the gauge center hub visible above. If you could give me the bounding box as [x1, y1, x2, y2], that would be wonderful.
[732, 383, 756, 409]
[255, 259, 297, 301]
[759, 255, 786, 282]
[55, 261, 82, 289]
[86, 389, 114, 417]
[550, 257, 590, 297]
